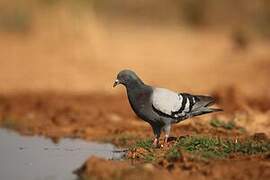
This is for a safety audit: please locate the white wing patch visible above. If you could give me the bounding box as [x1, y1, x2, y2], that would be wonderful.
[184, 97, 190, 112]
[152, 88, 181, 116]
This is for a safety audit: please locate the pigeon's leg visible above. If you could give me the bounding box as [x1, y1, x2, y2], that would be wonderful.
[152, 126, 161, 147]
[153, 137, 158, 147]
[163, 124, 171, 144]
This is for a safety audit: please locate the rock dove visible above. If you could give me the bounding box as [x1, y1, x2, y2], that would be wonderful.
[113, 69, 222, 146]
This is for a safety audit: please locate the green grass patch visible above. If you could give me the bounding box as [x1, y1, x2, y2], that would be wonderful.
[143, 153, 156, 162]
[210, 119, 246, 133]
[166, 147, 182, 161]
[128, 135, 270, 162]
[133, 139, 153, 150]
[128, 139, 156, 162]
[175, 136, 270, 159]
[210, 119, 236, 130]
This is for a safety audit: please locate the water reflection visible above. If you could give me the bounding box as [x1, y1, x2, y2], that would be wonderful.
[0, 129, 123, 180]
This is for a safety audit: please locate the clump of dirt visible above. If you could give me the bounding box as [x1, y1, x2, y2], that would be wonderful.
[75, 156, 177, 180]
[78, 134, 269, 179]
[76, 155, 270, 180]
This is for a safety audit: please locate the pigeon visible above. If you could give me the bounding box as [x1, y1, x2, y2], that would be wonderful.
[113, 69, 222, 146]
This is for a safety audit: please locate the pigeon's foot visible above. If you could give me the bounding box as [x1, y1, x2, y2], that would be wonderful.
[164, 135, 169, 144]
[160, 135, 169, 148]
[152, 138, 159, 148]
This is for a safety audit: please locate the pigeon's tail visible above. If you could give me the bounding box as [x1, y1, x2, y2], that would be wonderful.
[190, 107, 223, 117]
[196, 95, 215, 107]
[189, 95, 222, 117]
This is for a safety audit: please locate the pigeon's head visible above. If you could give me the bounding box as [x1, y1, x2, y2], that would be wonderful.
[113, 69, 143, 88]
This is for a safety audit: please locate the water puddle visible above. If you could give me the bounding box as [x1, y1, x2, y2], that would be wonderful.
[0, 128, 124, 180]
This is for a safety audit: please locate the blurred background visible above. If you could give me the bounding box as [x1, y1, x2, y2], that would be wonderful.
[0, 0, 270, 96]
[1, 2, 270, 179]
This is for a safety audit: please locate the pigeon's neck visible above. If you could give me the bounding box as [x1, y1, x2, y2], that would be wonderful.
[126, 79, 145, 92]
[125, 81, 153, 119]
[126, 80, 152, 101]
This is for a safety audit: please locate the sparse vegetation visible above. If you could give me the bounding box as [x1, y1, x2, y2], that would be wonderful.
[210, 119, 246, 133]
[210, 119, 236, 130]
[175, 136, 270, 158]
[166, 147, 182, 161]
[133, 139, 153, 150]
[128, 135, 270, 162]
[128, 139, 156, 162]
[143, 153, 156, 162]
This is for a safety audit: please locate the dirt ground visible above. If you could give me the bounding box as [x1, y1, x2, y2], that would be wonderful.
[0, 2, 270, 180]
[76, 156, 270, 180]
[0, 90, 270, 180]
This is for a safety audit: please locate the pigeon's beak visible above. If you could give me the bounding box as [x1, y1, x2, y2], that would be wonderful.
[113, 79, 120, 88]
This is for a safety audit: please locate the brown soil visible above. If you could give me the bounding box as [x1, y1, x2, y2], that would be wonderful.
[0, 90, 268, 142]
[0, 93, 150, 142]
[76, 156, 270, 180]
[0, 92, 269, 180]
